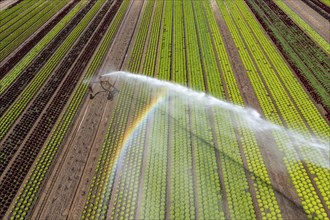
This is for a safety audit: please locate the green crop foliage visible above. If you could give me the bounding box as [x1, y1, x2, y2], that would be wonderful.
[6, 0, 329, 219]
[0, 0, 104, 141]
[10, 1, 130, 219]
[273, 0, 330, 54]
[319, 0, 330, 7]
[157, 0, 172, 81]
[217, 0, 330, 218]
[0, 1, 68, 60]
[0, 0, 35, 23]
[245, 0, 330, 115]
[0, 0, 38, 32]
[0, 0, 87, 93]
[127, 0, 154, 73]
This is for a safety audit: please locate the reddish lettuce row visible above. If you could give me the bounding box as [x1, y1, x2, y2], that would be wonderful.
[0, 0, 97, 117]
[244, 0, 330, 121]
[0, 0, 79, 79]
[301, 0, 330, 21]
[9, 0, 128, 219]
[0, 1, 69, 62]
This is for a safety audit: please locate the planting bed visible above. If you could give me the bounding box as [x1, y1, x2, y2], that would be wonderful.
[0, 0, 329, 219]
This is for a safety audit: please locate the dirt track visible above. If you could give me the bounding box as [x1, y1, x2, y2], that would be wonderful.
[283, 0, 330, 42]
[211, 1, 308, 219]
[3, 0, 327, 218]
[0, 0, 19, 11]
[24, 0, 145, 219]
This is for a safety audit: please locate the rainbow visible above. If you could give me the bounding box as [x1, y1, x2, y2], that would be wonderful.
[121, 92, 166, 149]
[107, 91, 166, 176]
[103, 91, 166, 209]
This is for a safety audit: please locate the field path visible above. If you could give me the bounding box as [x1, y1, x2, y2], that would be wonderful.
[0, 0, 20, 12]
[282, 0, 330, 42]
[26, 0, 145, 219]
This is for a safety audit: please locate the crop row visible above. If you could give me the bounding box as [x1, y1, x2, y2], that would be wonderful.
[127, 0, 154, 73]
[0, 0, 116, 215]
[0, 0, 95, 96]
[192, 0, 224, 98]
[183, 2, 227, 217]
[183, 0, 204, 92]
[193, 1, 264, 218]
[6, 0, 128, 219]
[235, 0, 329, 139]
[0, 0, 42, 34]
[140, 0, 164, 77]
[245, 0, 330, 119]
[300, 0, 330, 20]
[139, 93, 169, 220]
[157, 0, 172, 81]
[81, 0, 289, 219]
[203, 1, 283, 219]
[273, 0, 330, 54]
[82, 2, 279, 218]
[0, 0, 88, 85]
[243, 0, 330, 204]
[110, 85, 152, 219]
[138, 1, 168, 219]
[172, 0, 186, 85]
[82, 79, 136, 219]
[83, 1, 158, 218]
[0, 0, 114, 176]
[217, 0, 329, 218]
[171, 1, 197, 218]
[139, 1, 170, 219]
[0, 0, 34, 24]
[0, 0, 70, 62]
[84, 1, 168, 219]
[101, 2, 159, 218]
[0, 0, 102, 141]
[86, 2, 154, 218]
[0, 0, 80, 78]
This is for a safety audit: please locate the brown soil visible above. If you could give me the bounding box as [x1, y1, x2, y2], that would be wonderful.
[0, 0, 78, 77]
[1, 0, 128, 218]
[283, 0, 330, 43]
[2, 0, 326, 218]
[23, 0, 145, 219]
[210, 1, 307, 219]
[210, 0, 262, 114]
[0, 0, 19, 11]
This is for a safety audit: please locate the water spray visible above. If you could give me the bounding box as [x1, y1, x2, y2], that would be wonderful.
[97, 71, 329, 218]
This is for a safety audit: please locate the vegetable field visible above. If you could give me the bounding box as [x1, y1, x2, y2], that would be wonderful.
[0, 0, 329, 219]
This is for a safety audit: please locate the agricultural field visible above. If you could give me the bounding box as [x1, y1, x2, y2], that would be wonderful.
[0, 0, 329, 219]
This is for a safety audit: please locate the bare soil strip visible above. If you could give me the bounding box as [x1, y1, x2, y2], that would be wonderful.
[0, 0, 125, 217]
[106, 0, 147, 217]
[0, 0, 20, 11]
[30, 1, 143, 218]
[0, 0, 99, 115]
[204, 1, 262, 218]
[283, 0, 330, 43]
[213, 1, 306, 218]
[0, 0, 78, 78]
[301, 0, 330, 21]
[237, 0, 329, 216]
[35, 94, 112, 220]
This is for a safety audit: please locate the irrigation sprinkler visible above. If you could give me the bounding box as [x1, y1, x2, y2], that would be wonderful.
[89, 76, 119, 101]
